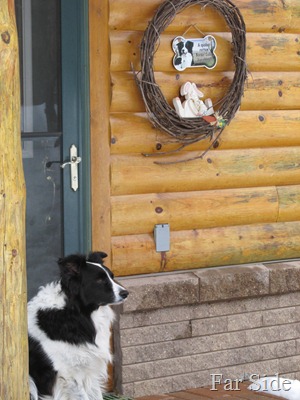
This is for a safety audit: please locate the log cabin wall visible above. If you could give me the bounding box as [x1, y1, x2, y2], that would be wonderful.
[90, 0, 300, 277]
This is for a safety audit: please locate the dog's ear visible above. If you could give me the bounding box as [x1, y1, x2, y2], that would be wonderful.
[186, 40, 193, 52]
[58, 255, 81, 277]
[58, 255, 84, 299]
[87, 251, 108, 264]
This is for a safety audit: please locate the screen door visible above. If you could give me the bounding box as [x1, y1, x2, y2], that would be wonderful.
[15, 0, 90, 299]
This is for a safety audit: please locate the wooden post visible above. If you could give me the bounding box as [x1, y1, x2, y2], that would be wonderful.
[89, 0, 112, 265]
[0, 0, 29, 398]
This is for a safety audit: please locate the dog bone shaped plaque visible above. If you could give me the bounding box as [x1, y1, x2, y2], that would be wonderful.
[172, 35, 217, 71]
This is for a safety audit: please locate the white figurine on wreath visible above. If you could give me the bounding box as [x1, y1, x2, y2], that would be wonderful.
[173, 81, 214, 118]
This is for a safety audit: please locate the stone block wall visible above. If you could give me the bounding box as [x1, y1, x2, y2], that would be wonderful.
[113, 262, 300, 398]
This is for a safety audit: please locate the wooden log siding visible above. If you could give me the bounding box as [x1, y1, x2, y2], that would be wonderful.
[89, 0, 300, 275]
[111, 71, 300, 113]
[110, 111, 300, 154]
[109, 0, 300, 33]
[112, 221, 300, 276]
[111, 186, 300, 236]
[111, 32, 300, 72]
[111, 147, 300, 195]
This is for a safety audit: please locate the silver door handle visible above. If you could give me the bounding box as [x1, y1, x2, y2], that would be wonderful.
[61, 144, 81, 191]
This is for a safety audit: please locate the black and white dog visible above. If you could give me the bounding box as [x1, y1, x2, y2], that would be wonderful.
[174, 39, 194, 70]
[28, 251, 128, 400]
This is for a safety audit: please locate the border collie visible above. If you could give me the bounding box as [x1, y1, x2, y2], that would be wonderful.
[28, 251, 128, 400]
[174, 40, 194, 70]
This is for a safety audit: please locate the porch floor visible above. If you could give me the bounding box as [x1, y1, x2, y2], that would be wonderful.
[135, 382, 285, 399]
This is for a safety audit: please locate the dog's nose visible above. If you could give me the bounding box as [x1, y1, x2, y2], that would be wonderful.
[119, 289, 129, 299]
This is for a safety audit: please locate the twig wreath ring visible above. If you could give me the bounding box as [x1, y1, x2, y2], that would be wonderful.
[134, 0, 247, 152]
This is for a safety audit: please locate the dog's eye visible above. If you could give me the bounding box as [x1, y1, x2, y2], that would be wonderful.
[97, 271, 107, 281]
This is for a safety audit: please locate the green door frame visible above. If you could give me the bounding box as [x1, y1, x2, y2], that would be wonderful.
[61, 0, 91, 255]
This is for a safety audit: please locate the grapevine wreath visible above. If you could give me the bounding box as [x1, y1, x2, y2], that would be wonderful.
[134, 0, 248, 156]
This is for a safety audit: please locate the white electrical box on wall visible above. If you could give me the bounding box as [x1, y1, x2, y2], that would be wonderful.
[154, 224, 170, 252]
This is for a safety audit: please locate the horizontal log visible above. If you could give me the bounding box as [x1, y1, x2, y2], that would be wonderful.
[112, 185, 300, 235]
[111, 187, 278, 235]
[277, 185, 300, 222]
[111, 147, 300, 195]
[111, 31, 300, 72]
[111, 71, 300, 112]
[110, 110, 300, 154]
[109, 0, 300, 34]
[112, 221, 300, 276]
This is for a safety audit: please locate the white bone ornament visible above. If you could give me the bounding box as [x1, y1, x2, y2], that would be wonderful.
[173, 82, 215, 118]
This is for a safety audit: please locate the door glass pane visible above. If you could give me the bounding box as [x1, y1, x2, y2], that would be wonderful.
[16, 0, 63, 299]
[22, 137, 62, 299]
[16, 0, 61, 133]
